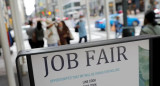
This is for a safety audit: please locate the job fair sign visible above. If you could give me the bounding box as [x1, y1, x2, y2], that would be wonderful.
[16, 36, 155, 86]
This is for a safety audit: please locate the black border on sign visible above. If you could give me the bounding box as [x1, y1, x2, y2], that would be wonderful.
[27, 55, 35, 86]
[17, 35, 157, 56]
[16, 35, 160, 86]
[150, 38, 153, 86]
[150, 37, 160, 86]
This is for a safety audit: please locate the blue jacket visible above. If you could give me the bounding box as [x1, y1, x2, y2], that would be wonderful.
[78, 20, 87, 37]
[114, 21, 123, 33]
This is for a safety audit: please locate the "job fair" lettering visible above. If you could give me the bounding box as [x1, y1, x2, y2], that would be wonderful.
[43, 46, 128, 77]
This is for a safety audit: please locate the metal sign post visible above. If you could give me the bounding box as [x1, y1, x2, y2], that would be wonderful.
[122, 0, 128, 26]
[9, 0, 25, 52]
[16, 35, 159, 86]
[0, 2, 16, 86]
[86, 0, 92, 42]
[104, 0, 111, 39]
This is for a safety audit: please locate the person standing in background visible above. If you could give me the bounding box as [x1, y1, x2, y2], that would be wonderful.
[75, 15, 87, 43]
[140, 10, 160, 35]
[57, 21, 72, 45]
[26, 20, 36, 48]
[114, 16, 123, 38]
[44, 20, 60, 47]
[34, 21, 44, 48]
[99, 5, 104, 17]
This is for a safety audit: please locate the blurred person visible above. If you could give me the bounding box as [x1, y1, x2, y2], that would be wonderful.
[44, 20, 60, 47]
[57, 21, 73, 45]
[114, 16, 123, 38]
[140, 10, 160, 35]
[4, 23, 14, 54]
[33, 21, 44, 48]
[26, 20, 36, 48]
[99, 6, 104, 17]
[75, 15, 87, 43]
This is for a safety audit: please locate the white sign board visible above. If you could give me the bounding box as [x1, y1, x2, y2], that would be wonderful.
[30, 40, 149, 86]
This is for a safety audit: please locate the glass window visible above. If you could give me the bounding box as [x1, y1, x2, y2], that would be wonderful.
[68, 3, 71, 8]
[63, 3, 72, 10]
[74, 2, 80, 7]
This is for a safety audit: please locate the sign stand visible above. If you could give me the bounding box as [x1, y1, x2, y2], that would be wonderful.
[16, 57, 23, 86]
[16, 35, 160, 86]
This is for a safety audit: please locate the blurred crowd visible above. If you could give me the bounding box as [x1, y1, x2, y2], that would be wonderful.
[2, 10, 160, 51]
[26, 15, 87, 49]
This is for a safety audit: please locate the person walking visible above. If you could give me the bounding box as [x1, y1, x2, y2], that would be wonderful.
[57, 21, 72, 45]
[26, 20, 36, 48]
[114, 16, 123, 38]
[44, 20, 60, 47]
[140, 10, 160, 35]
[34, 21, 44, 48]
[75, 15, 87, 43]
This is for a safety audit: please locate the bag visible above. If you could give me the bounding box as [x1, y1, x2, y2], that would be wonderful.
[75, 27, 79, 32]
[74, 22, 79, 32]
[111, 24, 116, 31]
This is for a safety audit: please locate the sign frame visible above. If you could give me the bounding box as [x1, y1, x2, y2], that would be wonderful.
[16, 35, 160, 86]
